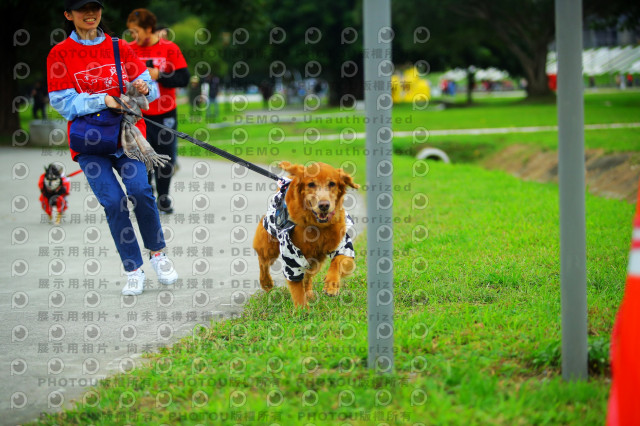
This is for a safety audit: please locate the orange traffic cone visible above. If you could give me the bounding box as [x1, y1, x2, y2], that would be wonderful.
[607, 191, 640, 425]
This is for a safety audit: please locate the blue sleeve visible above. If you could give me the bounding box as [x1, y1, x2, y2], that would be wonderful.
[48, 89, 107, 121]
[50, 70, 158, 121]
[135, 70, 159, 103]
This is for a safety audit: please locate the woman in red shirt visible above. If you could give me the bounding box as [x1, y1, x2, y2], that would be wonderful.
[47, 0, 178, 295]
[127, 8, 190, 214]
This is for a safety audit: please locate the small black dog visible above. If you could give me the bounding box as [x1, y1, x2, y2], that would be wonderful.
[39, 164, 70, 224]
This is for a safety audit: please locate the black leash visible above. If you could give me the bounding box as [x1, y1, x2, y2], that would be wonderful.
[112, 97, 280, 182]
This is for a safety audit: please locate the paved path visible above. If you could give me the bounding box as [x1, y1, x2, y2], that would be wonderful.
[0, 147, 365, 425]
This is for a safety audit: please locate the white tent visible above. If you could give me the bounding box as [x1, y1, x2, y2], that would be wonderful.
[547, 45, 640, 75]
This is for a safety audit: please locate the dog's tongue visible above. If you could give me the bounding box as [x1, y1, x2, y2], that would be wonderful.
[318, 210, 335, 222]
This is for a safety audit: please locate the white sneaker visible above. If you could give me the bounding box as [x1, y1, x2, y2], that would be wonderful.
[122, 268, 145, 295]
[150, 252, 178, 285]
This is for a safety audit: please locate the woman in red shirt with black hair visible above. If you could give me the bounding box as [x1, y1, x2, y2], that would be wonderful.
[47, 0, 178, 295]
[127, 8, 190, 214]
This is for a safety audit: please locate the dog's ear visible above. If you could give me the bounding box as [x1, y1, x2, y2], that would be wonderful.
[279, 161, 304, 178]
[339, 169, 360, 190]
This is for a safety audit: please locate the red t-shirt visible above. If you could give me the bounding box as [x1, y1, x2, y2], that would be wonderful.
[47, 34, 147, 160]
[128, 39, 188, 115]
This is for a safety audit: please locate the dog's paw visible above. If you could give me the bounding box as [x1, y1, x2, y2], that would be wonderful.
[322, 281, 340, 297]
[260, 279, 274, 292]
[305, 289, 316, 301]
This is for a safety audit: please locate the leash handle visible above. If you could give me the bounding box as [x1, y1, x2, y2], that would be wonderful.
[111, 97, 280, 181]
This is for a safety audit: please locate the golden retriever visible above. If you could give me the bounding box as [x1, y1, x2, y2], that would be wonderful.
[253, 161, 359, 308]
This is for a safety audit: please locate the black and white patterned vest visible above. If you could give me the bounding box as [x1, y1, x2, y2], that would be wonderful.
[262, 178, 356, 282]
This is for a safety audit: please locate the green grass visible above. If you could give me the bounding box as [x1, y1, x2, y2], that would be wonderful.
[171, 91, 640, 163]
[27, 90, 638, 424]
[10, 90, 640, 156]
[394, 128, 640, 163]
[37, 151, 633, 425]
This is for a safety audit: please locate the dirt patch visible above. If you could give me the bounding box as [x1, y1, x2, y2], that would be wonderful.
[483, 145, 640, 203]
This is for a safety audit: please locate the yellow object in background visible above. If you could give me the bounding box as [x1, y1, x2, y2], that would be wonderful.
[391, 66, 431, 104]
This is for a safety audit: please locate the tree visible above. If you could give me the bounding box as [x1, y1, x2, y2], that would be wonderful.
[197, 0, 364, 106]
[170, 16, 228, 78]
[394, 0, 640, 101]
[178, 0, 269, 34]
[393, 0, 520, 104]
[451, 0, 556, 98]
[393, 0, 554, 100]
[584, 1, 640, 32]
[262, 0, 363, 106]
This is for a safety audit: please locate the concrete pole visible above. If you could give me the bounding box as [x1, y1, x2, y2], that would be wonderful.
[555, 0, 588, 381]
[363, 0, 394, 372]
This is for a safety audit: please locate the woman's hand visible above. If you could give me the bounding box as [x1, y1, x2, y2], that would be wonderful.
[104, 95, 121, 110]
[105, 95, 131, 112]
[147, 67, 160, 81]
[132, 79, 149, 95]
